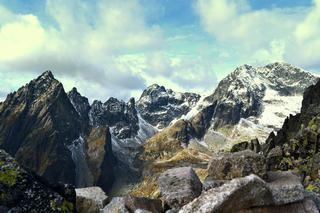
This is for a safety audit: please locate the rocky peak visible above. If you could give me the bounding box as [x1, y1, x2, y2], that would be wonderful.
[204, 63, 318, 131]
[67, 87, 90, 116]
[89, 97, 139, 139]
[137, 84, 200, 128]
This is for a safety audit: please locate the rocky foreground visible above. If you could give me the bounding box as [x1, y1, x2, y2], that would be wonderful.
[75, 150, 320, 213]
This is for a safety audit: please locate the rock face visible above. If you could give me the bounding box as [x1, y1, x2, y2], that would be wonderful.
[207, 150, 266, 180]
[231, 138, 261, 153]
[0, 71, 80, 184]
[179, 174, 273, 213]
[0, 149, 76, 212]
[137, 84, 200, 129]
[89, 97, 139, 139]
[158, 167, 202, 210]
[85, 127, 115, 192]
[205, 62, 318, 130]
[263, 79, 320, 186]
[0, 71, 116, 190]
[75, 187, 108, 213]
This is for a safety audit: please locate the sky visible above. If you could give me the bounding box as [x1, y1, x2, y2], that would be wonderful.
[0, 0, 319, 102]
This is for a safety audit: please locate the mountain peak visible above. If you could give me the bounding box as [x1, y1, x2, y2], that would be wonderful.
[37, 70, 54, 81]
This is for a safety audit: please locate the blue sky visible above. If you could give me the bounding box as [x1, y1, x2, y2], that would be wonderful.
[0, 0, 319, 102]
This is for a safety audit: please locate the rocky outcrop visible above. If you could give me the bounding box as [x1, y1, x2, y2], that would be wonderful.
[158, 167, 202, 210]
[137, 84, 200, 129]
[0, 71, 80, 185]
[67, 87, 91, 132]
[231, 138, 261, 153]
[0, 149, 76, 212]
[207, 150, 266, 180]
[89, 97, 139, 139]
[179, 174, 273, 213]
[75, 187, 108, 213]
[85, 127, 115, 192]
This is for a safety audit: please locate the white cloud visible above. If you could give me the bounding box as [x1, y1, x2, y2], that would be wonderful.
[0, 0, 163, 102]
[195, 0, 320, 69]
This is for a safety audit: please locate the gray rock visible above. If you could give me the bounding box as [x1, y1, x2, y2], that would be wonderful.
[179, 174, 273, 213]
[75, 187, 108, 213]
[135, 210, 153, 213]
[202, 176, 226, 191]
[158, 167, 202, 209]
[207, 150, 266, 180]
[124, 196, 163, 213]
[239, 198, 318, 213]
[266, 171, 305, 205]
[101, 196, 163, 213]
[266, 146, 283, 170]
[102, 197, 129, 213]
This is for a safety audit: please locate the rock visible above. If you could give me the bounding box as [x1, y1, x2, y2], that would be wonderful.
[207, 150, 266, 180]
[124, 195, 163, 213]
[266, 171, 305, 205]
[75, 187, 108, 213]
[202, 176, 226, 191]
[158, 167, 202, 209]
[239, 199, 318, 213]
[101, 196, 163, 213]
[101, 197, 129, 213]
[231, 141, 250, 153]
[179, 174, 273, 213]
[0, 149, 76, 212]
[231, 139, 261, 153]
[266, 146, 283, 170]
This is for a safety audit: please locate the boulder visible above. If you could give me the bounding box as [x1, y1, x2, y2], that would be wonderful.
[101, 196, 163, 213]
[158, 167, 202, 209]
[202, 176, 226, 191]
[266, 171, 304, 205]
[179, 174, 273, 213]
[239, 199, 318, 213]
[207, 150, 266, 180]
[75, 187, 108, 213]
[101, 197, 129, 213]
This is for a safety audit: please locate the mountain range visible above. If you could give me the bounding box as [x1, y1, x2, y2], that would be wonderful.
[0, 62, 319, 206]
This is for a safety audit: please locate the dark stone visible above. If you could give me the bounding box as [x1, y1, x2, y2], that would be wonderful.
[0, 149, 76, 212]
[158, 167, 202, 209]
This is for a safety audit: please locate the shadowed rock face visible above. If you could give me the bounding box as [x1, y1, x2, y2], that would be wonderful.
[0, 71, 80, 184]
[0, 149, 76, 212]
[0, 71, 116, 190]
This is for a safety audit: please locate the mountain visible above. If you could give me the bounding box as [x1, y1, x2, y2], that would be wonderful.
[137, 84, 200, 129]
[202, 62, 319, 149]
[0, 62, 318, 198]
[0, 71, 115, 191]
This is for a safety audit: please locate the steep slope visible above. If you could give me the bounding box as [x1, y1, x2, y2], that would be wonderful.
[0, 71, 80, 184]
[204, 62, 318, 147]
[0, 71, 115, 192]
[263, 79, 320, 189]
[0, 149, 76, 212]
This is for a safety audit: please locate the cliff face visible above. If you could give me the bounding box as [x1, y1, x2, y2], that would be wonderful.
[0, 71, 80, 184]
[0, 71, 116, 191]
[0, 149, 76, 212]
